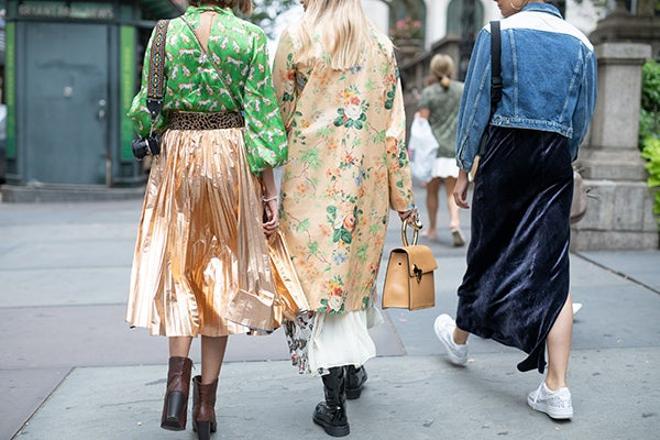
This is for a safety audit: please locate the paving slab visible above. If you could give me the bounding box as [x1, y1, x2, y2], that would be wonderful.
[579, 251, 660, 292]
[0, 239, 134, 270]
[14, 349, 660, 440]
[0, 267, 130, 307]
[0, 367, 70, 440]
[0, 223, 135, 245]
[0, 200, 141, 226]
[0, 303, 404, 370]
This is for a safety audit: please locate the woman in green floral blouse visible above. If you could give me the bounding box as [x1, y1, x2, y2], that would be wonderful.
[125, 1, 287, 437]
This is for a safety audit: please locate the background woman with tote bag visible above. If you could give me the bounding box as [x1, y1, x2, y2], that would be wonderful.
[417, 54, 466, 246]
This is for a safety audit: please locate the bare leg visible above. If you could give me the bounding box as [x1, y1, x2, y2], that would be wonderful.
[169, 336, 193, 358]
[444, 177, 461, 231]
[201, 336, 228, 385]
[425, 178, 441, 239]
[545, 294, 573, 390]
[453, 327, 470, 345]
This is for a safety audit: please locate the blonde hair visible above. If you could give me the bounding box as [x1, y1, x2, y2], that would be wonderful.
[297, 0, 372, 70]
[430, 54, 454, 90]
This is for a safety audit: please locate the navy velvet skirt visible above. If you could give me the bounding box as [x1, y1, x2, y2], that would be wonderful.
[456, 126, 573, 373]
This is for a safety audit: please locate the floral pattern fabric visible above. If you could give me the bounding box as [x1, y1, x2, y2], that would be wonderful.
[273, 28, 414, 314]
[284, 311, 316, 375]
[128, 6, 288, 174]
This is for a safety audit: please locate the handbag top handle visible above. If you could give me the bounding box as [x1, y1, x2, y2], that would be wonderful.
[401, 217, 423, 247]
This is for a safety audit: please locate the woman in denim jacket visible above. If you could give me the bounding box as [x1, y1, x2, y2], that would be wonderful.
[434, 0, 597, 420]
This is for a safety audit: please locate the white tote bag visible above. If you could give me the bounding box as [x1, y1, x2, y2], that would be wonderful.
[409, 114, 439, 184]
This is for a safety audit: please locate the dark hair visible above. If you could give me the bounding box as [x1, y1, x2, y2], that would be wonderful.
[192, 0, 253, 15]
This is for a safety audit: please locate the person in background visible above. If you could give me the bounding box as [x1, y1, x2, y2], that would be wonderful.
[418, 54, 465, 246]
[434, 0, 597, 420]
[126, 1, 287, 438]
[272, 0, 415, 436]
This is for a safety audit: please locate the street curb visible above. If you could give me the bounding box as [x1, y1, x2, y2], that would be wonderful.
[0, 184, 145, 203]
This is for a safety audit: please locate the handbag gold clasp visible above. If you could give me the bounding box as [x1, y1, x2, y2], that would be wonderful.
[413, 265, 423, 283]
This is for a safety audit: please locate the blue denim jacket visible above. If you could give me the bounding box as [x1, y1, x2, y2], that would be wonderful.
[455, 3, 597, 171]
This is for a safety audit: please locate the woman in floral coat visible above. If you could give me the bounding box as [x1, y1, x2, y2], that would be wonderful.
[273, 0, 415, 436]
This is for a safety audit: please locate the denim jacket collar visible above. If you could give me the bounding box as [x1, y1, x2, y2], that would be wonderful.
[522, 2, 563, 18]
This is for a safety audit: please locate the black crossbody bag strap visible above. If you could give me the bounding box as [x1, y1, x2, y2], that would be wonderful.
[490, 20, 502, 115]
[146, 19, 170, 125]
[478, 20, 502, 156]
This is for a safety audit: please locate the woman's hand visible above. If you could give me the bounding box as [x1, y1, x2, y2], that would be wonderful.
[263, 198, 279, 236]
[453, 169, 470, 209]
[398, 207, 419, 223]
[260, 167, 279, 236]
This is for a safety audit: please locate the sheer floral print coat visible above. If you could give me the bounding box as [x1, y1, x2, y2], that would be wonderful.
[273, 27, 414, 314]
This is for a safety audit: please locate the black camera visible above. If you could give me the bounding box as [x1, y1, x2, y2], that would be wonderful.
[131, 134, 161, 161]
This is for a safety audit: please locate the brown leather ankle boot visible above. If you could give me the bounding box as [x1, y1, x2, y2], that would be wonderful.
[192, 375, 218, 440]
[160, 357, 193, 431]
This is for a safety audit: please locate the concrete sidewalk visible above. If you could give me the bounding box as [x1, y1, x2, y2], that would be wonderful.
[2, 189, 660, 439]
[14, 349, 660, 440]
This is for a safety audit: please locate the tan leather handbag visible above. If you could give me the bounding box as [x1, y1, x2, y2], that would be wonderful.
[382, 218, 438, 311]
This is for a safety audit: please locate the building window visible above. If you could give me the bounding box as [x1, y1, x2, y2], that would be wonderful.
[446, 0, 485, 37]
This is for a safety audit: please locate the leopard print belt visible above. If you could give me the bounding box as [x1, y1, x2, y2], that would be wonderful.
[167, 111, 245, 131]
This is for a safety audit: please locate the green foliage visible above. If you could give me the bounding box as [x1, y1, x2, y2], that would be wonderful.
[247, 0, 297, 38]
[641, 137, 660, 216]
[641, 61, 660, 115]
[639, 60, 660, 145]
[639, 61, 660, 222]
[640, 60, 660, 146]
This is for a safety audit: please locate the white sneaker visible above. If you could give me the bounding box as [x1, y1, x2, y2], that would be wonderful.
[433, 314, 468, 366]
[527, 382, 574, 420]
[572, 303, 583, 316]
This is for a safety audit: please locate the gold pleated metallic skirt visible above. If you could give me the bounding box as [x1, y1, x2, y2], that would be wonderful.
[126, 128, 277, 337]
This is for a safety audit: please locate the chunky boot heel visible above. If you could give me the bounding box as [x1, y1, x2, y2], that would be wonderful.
[160, 357, 193, 431]
[164, 391, 185, 422]
[313, 367, 350, 437]
[193, 421, 211, 440]
[193, 375, 219, 439]
[345, 365, 367, 400]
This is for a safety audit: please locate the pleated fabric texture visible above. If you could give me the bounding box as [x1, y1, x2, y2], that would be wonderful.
[126, 128, 277, 337]
[456, 126, 573, 373]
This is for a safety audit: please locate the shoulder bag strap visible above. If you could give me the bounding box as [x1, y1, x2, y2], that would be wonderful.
[477, 20, 502, 157]
[489, 20, 502, 118]
[146, 19, 170, 123]
[180, 16, 244, 111]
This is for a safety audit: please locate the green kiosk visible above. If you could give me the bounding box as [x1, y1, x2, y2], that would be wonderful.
[2, 0, 185, 197]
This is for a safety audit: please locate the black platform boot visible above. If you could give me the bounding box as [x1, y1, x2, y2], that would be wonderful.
[312, 367, 350, 437]
[345, 365, 368, 400]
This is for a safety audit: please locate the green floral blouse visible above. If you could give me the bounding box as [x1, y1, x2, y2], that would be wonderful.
[128, 6, 288, 174]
